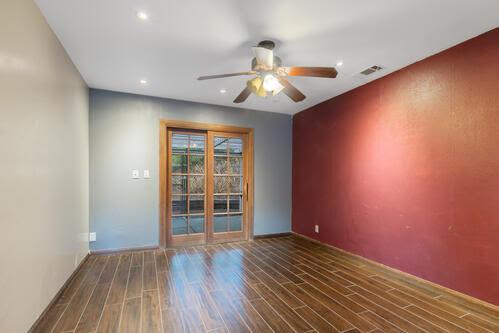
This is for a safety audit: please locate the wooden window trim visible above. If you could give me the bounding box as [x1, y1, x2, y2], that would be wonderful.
[159, 120, 254, 247]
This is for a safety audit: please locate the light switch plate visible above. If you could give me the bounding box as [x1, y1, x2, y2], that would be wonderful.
[314, 225, 319, 233]
[143, 169, 150, 178]
[132, 169, 139, 179]
[89, 232, 96, 242]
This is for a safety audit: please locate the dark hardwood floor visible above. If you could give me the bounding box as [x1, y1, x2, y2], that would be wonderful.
[32, 235, 499, 332]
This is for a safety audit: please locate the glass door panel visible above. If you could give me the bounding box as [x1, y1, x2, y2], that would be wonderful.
[208, 133, 247, 243]
[168, 131, 206, 246]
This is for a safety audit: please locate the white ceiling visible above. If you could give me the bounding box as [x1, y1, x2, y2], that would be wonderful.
[35, 0, 498, 115]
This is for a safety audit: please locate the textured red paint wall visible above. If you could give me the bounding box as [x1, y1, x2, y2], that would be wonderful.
[292, 28, 499, 305]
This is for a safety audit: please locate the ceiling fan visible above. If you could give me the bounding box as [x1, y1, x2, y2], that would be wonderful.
[197, 40, 338, 103]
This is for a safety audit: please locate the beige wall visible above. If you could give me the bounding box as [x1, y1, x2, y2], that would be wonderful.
[0, 1, 89, 331]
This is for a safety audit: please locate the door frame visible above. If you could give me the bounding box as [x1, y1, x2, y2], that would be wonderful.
[159, 120, 254, 248]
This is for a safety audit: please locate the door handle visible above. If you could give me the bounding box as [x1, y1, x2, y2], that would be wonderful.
[245, 183, 248, 201]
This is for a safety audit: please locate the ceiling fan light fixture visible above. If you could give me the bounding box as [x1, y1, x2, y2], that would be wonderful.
[262, 74, 281, 92]
[247, 77, 266, 97]
[136, 11, 148, 20]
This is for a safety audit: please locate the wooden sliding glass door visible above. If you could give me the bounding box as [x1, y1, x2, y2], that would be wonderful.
[207, 132, 248, 244]
[160, 121, 253, 247]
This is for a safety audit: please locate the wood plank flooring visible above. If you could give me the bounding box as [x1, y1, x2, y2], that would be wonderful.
[31, 235, 499, 332]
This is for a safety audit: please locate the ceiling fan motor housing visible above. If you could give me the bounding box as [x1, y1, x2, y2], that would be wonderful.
[257, 40, 275, 50]
[251, 56, 282, 71]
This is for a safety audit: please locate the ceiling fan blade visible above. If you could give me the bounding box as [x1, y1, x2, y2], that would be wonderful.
[252, 46, 273, 68]
[233, 86, 252, 103]
[280, 66, 338, 78]
[198, 71, 255, 80]
[277, 78, 306, 102]
[272, 82, 285, 96]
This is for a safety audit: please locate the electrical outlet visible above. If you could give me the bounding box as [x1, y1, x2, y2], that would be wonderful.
[89, 232, 96, 242]
[143, 169, 150, 178]
[132, 169, 139, 179]
[314, 225, 319, 233]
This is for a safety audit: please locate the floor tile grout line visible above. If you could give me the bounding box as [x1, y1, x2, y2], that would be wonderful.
[264, 243, 376, 320]
[49, 261, 95, 333]
[195, 246, 231, 333]
[212, 290, 251, 332]
[293, 304, 341, 333]
[48, 304, 69, 333]
[406, 302, 483, 333]
[252, 288, 303, 333]
[459, 313, 499, 332]
[117, 253, 133, 333]
[139, 251, 144, 333]
[295, 282, 367, 331]
[232, 242, 300, 286]
[216, 244, 277, 332]
[385, 285, 479, 321]
[279, 238, 358, 269]
[348, 288, 443, 332]
[260, 242, 350, 286]
[365, 328, 381, 333]
[209, 244, 269, 332]
[243, 297, 277, 333]
[382, 280, 488, 320]
[360, 309, 409, 333]
[185, 248, 210, 333]
[211, 244, 257, 330]
[154, 249, 165, 333]
[73, 256, 110, 332]
[95, 254, 120, 332]
[227, 243, 289, 284]
[160, 249, 172, 314]
[50, 257, 99, 333]
[242, 241, 310, 281]
[300, 256, 399, 300]
[227, 247, 309, 333]
[268, 237, 428, 296]
[376, 276, 444, 299]
[288, 238, 388, 274]
[185, 246, 228, 332]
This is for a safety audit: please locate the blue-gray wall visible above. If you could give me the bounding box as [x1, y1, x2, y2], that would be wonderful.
[90, 89, 292, 250]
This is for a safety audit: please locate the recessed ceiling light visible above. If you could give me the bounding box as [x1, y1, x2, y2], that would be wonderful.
[137, 11, 148, 20]
[220, 89, 227, 94]
[140, 79, 147, 84]
[336, 61, 343, 67]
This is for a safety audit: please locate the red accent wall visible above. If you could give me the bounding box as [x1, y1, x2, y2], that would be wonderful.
[292, 28, 499, 305]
